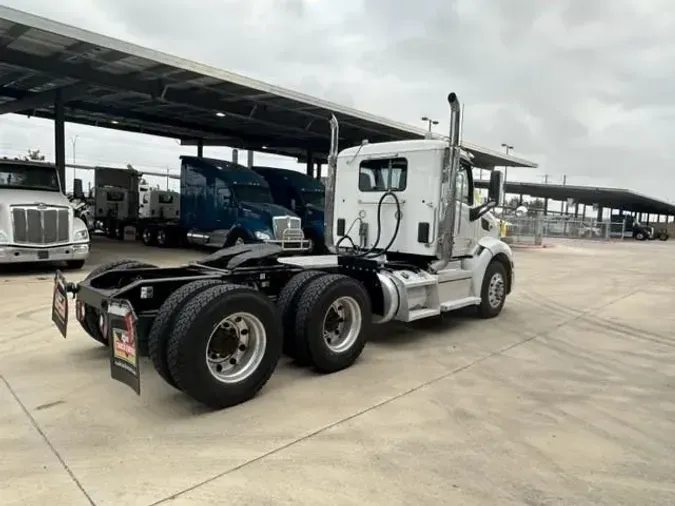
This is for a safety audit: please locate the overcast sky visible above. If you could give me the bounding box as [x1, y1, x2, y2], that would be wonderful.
[1, 0, 673, 202]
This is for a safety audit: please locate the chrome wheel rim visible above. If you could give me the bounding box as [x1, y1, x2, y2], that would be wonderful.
[235, 237, 245, 246]
[157, 230, 166, 245]
[322, 296, 361, 353]
[205, 312, 266, 383]
[488, 272, 505, 309]
[143, 229, 152, 243]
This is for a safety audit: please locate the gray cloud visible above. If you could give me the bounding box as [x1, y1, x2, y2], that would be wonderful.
[1, 0, 674, 202]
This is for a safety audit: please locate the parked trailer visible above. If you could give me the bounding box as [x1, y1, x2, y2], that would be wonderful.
[51, 92, 516, 410]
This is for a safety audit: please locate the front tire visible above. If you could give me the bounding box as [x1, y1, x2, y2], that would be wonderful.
[477, 261, 507, 318]
[166, 284, 283, 409]
[304, 229, 326, 254]
[293, 274, 371, 373]
[224, 229, 252, 248]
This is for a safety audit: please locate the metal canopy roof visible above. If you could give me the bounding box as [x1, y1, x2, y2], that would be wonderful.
[0, 6, 538, 169]
[475, 180, 675, 215]
[181, 138, 538, 168]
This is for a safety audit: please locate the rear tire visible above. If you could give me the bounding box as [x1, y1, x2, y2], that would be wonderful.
[276, 270, 327, 360]
[166, 284, 283, 409]
[293, 274, 371, 373]
[148, 279, 227, 389]
[141, 227, 156, 246]
[156, 227, 172, 248]
[477, 261, 507, 318]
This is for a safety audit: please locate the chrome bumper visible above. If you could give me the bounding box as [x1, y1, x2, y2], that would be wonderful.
[0, 242, 89, 264]
[265, 226, 312, 252]
[264, 238, 312, 252]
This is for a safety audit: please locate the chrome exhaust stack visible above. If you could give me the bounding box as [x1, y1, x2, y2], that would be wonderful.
[430, 92, 462, 272]
[324, 114, 339, 253]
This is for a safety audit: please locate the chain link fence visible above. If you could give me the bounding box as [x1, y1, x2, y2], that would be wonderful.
[499, 214, 612, 246]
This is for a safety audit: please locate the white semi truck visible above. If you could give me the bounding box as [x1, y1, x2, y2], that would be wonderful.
[0, 159, 90, 268]
[52, 92, 524, 410]
[88, 167, 180, 242]
[138, 183, 179, 220]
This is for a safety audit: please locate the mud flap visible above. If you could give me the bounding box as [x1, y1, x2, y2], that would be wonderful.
[51, 271, 69, 338]
[107, 299, 141, 395]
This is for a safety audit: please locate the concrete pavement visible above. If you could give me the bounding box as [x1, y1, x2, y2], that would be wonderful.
[1, 237, 674, 505]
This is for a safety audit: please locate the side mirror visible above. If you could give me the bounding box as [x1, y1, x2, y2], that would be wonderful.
[488, 170, 504, 205]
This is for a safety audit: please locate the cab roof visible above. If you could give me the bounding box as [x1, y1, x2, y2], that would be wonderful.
[0, 157, 56, 168]
[338, 139, 473, 163]
[337, 138, 538, 169]
[252, 166, 324, 191]
[180, 156, 268, 186]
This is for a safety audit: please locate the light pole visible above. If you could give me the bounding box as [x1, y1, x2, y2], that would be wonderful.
[501, 143, 513, 200]
[421, 116, 439, 132]
[70, 135, 79, 180]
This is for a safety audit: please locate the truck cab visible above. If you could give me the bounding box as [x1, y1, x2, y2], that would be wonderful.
[180, 157, 310, 250]
[138, 184, 180, 220]
[0, 159, 89, 268]
[251, 166, 326, 253]
[333, 140, 504, 260]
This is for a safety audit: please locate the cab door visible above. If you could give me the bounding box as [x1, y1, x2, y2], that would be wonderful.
[453, 163, 481, 256]
[215, 183, 236, 229]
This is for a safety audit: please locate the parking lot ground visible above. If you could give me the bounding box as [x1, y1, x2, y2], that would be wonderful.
[2, 237, 675, 505]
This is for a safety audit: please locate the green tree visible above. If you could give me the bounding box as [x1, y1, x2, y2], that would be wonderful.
[24, 149, 45, 161]
[527, 198, 545, 217]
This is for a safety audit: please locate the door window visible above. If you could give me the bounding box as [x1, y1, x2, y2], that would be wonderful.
[218, 186, 233, 207]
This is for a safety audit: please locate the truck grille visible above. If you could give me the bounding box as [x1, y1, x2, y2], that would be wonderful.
[11, 205, 70, 245]
[272, 216, 303, 241]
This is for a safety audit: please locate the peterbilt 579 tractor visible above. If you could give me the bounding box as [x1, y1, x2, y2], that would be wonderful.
[51, 92, 521, 411]
[0, 159, 90, 268]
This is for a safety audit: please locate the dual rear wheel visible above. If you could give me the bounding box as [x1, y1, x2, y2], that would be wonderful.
[145, 272, 371, 409]
[277, 271, 371, 372]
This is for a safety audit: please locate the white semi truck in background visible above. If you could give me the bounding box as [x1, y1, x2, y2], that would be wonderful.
[87, 166, 179, 240]
[0, 158, 90, 268]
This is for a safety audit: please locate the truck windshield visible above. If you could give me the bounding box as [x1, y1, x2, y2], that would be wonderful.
[0, 164, 60, 192]
[302, 191, 325, 208]
[234, 185, 273, 204]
